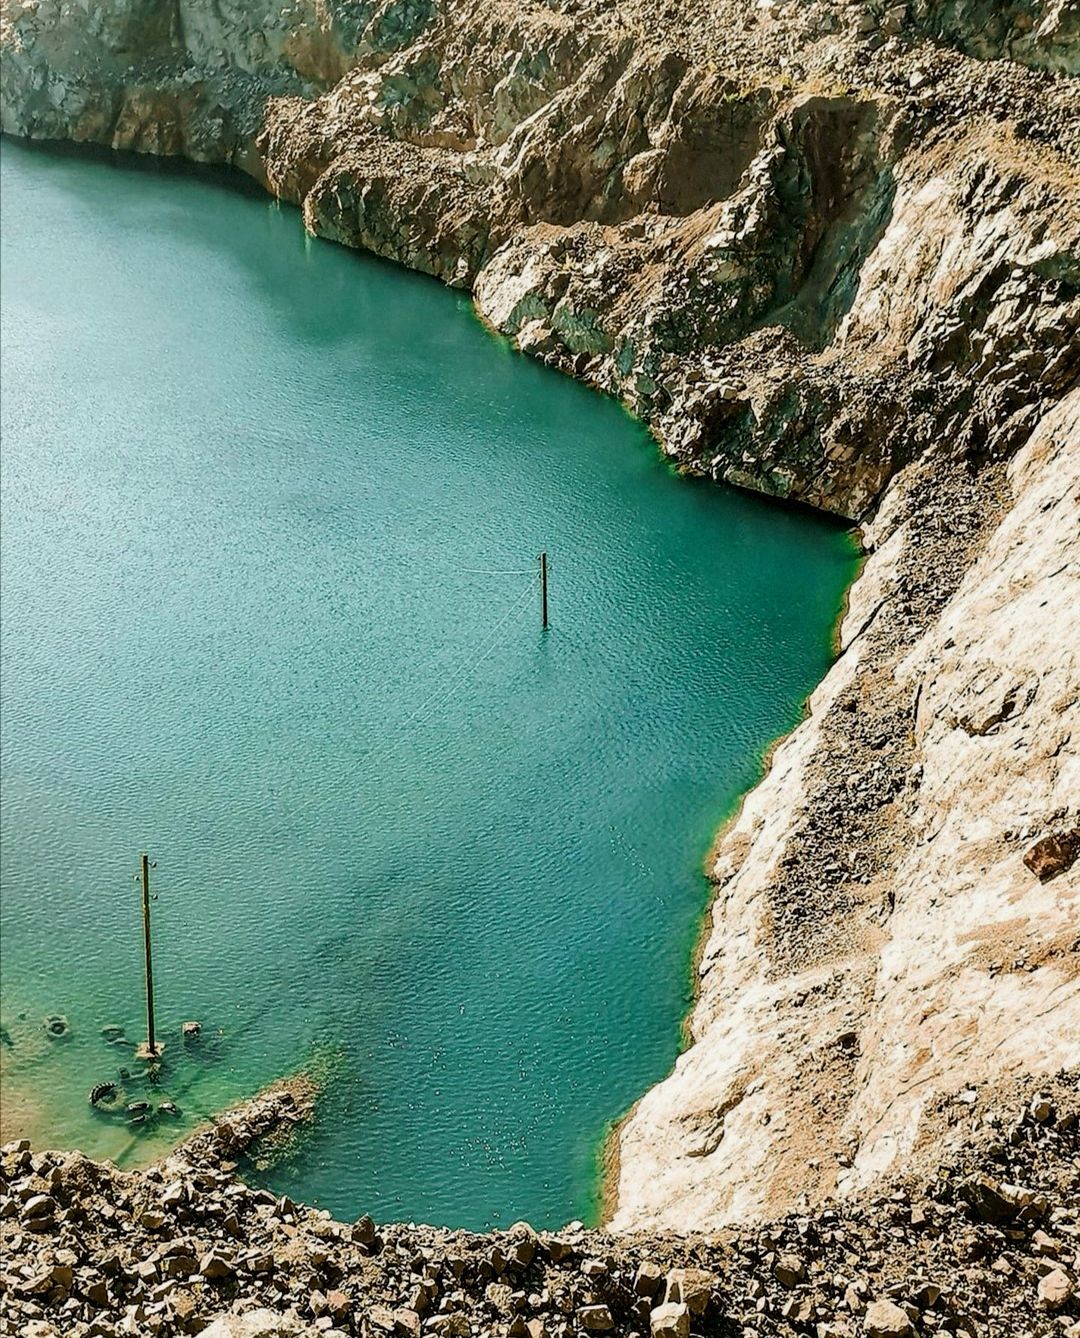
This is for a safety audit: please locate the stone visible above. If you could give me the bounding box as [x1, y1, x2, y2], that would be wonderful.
[21, 1195, 57, 1221]
[83, 1279, 111, 1306]
[774, 1254, 807, 1288]
[782, 1295, 814, 1323]
[664, 1267, 716, 1314]
[201, 1311, 309, 1337]
[162, 1254, 197, 1278]
[650, 1302, 691, 1338]
[578, 1304, 614, 1331]
[545, 1236, 574, 1264]
[1037, 1269, 1073, 1312]
[326, 1290, 350, 1319]
[1023, 829, 1079, 881]
[634, 1261, 664, 1298]
[507, 1226, 537, 1268]
[199, 1251, 236, 1280]
[485, 1283, 515, 1314]
[863, 1299, 915, 1337]
[958, 1174, 1018, 1224]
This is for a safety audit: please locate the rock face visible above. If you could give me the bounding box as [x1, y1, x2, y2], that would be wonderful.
[611, 391, 1080, 1229]
[2, 0, 1077, 517]
[1, 0, 1078, 1243]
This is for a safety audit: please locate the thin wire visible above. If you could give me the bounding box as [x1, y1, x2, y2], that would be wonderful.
[394, 577, 536, 738]
[406, 581, 536, 735]
[359, 573, 537, 768]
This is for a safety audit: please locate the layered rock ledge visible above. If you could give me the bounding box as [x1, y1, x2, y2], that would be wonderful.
[2, 0, 1078, 517]
[1, 0, 1078, 1266]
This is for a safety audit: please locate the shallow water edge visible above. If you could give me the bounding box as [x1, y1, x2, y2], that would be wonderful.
[0, 134, 858, 1231]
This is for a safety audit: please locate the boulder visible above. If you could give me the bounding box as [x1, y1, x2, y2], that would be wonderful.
[578, 1304, 614, 1331]
[199, 1251, 236, 1280]
[201, 1311, 311, 1338]
[634, 1260, 664, 1297]
[958, 1174, 1018, 1224]
[864, 1298, 915, 1337]
[773, 1253, 807, 1287]
[650, 1301, 691, 1338]
[1037, 1268, 1074, 1312]
[1023, 828, 1079, 881]
[664, 1266, 716, 1314]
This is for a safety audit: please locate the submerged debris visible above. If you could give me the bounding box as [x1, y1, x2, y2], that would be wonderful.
[87, 1083, 120, 1110]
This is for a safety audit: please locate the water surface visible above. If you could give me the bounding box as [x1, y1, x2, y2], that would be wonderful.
[0, 139, 856, 1230]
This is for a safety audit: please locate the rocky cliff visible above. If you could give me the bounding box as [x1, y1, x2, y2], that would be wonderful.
[2, 0, 1078, 1261]
[3, 0, 1078, 515]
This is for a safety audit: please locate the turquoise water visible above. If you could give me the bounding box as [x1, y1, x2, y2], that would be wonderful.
[0, 139, 856, 1231]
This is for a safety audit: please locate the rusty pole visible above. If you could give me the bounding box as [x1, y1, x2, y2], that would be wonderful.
[141, 853, 157, 1058]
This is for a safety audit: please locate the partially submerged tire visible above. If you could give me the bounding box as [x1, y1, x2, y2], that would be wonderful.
[89, 1082, 124, 1112]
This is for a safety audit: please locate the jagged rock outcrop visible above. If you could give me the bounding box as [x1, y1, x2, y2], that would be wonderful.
[3, 0, 1077, 514]
[611, 389, 1080, 1231]
[1, 0, 1078, 1243]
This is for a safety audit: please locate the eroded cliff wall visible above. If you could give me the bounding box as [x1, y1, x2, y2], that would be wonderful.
[1, 0, 1077, 1234]
[612, 390, 1079, 1229]
[3, 0, 1078, 516]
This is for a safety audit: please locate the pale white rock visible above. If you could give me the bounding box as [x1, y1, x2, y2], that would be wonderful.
[863, 1298, 914, 1337]
[202, 1310, 315, 1338]
[1037, 1267, 1074, 1311]
[650, 1301, 691, 1338]
[611, 393, 1080, 1230]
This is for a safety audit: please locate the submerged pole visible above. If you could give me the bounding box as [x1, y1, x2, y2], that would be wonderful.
[140, 853, 157, 1058]
[540, 552, 549, 629]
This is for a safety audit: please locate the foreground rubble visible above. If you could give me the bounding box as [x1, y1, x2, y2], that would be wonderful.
[1, 0, 1077, 1270]
[1, 1076, 1077, 1337]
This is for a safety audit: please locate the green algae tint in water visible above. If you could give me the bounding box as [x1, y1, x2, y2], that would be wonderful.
[0, 140, 857, 1230]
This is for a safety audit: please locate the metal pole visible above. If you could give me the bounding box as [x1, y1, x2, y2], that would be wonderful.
[540, 551, 549, 630]
[141, 853, 157, 1057]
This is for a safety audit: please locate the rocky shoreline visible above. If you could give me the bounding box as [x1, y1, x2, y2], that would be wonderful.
[2, 0, 1078, 519]
[2, 1076, 1077, 1336]
[1, 0, 1078, 1312]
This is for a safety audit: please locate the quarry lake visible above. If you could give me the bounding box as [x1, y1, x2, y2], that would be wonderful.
[0, 140, 857, 1231]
